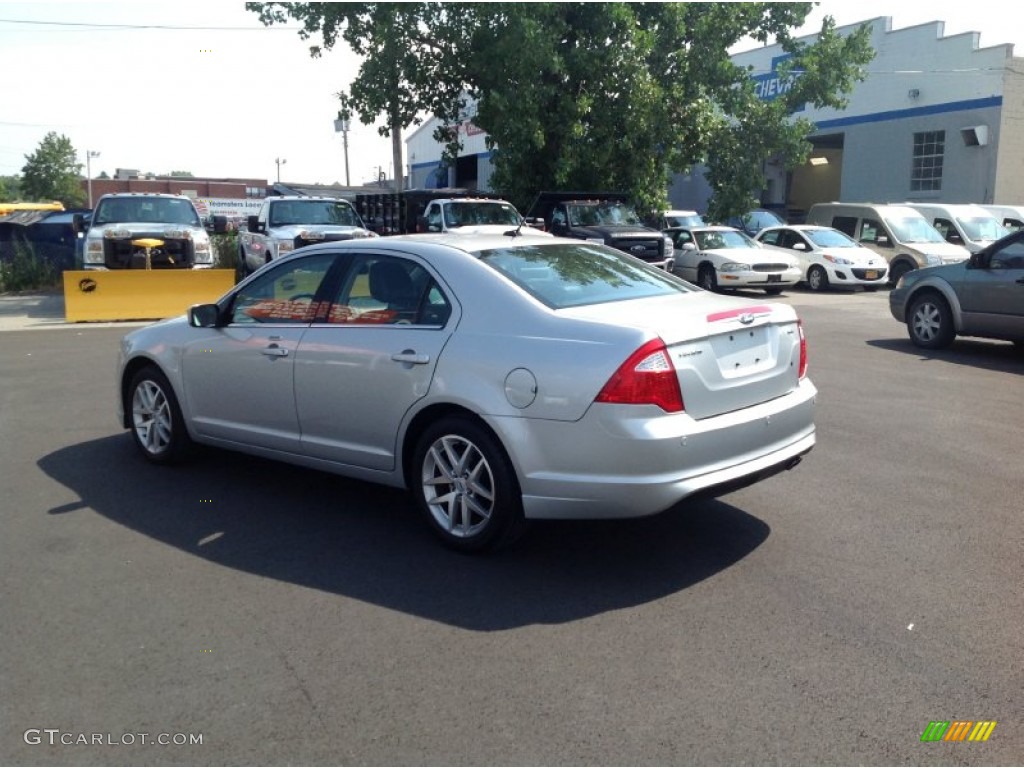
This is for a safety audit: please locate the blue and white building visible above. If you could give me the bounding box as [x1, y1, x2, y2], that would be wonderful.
[406, 16, 1024, 216]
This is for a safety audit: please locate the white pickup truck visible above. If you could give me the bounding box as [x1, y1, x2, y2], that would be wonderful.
[81, 193, 214, 270]
[238, 196, 376, 274]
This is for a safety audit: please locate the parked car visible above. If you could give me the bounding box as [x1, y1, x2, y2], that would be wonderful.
[889, 228, 1024, 349]
[117, 233, 816, 552]
[650, 209, 706, 230]
[980, 204, 1024, 233]
[724, 208, 787, 236]
[666, 225, 801, 294]
[805, 203, 969, 285]
[755, 224, 888, 291]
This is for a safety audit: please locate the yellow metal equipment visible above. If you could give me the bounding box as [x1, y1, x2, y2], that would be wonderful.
[63, 269, 236, 322]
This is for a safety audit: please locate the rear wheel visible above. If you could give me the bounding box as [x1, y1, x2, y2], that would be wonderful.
[412, 416, 527, 553]
[698, 264, 718, 292]
[907, 292, 955, 349]
[128, 367, 192, 463]
[807, 265, 829, 292]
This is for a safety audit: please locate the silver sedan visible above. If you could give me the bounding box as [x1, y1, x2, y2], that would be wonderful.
[118, 233, 817, 552]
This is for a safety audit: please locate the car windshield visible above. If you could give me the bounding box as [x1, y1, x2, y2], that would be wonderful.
[270, 200, 362, 227]
[806, 229, 858, 248]
[957, 216, 1009, 241]
[885, 216, 945, 243]
[477, 242, 692, 309]
[567, 202, 642, 227]
[695, 230, 757, 250]
[665, 213, 705, 228]
[93, 197, 201, 227]
[444, 201, 521, 227]
[747, 210, 785, 229]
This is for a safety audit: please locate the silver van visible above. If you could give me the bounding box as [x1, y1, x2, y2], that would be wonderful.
[805, 203, 970, 284]
[905, 203, 1009, 254]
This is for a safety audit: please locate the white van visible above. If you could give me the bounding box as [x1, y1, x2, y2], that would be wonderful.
[904, 203, 1009, 254]
[805, 203, 970, 284]
[981, 205, 1024, 232]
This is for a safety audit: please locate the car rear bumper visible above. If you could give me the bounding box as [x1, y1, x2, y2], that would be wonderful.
[490, 379, 817, 520]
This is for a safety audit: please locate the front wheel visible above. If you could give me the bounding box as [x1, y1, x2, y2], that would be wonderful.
[697, 264, 718, 292]
[412, 416, 526, 552]
[907, 293, 955, 349]
[889, 260, 914, 286]
[128, 367, 193, 463]
[806, 265, 829, 292]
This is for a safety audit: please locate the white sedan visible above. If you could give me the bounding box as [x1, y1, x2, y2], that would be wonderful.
[756, 225, 889, 291]
[666, 226, 801, 295]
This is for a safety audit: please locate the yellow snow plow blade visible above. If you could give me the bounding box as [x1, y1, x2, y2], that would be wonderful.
[63, 269, 236, 322]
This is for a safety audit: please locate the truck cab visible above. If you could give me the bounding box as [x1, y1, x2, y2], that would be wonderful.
[81, 193, 213, 270]
[526, 192, 674, 269]
[239, 196, 375, 274]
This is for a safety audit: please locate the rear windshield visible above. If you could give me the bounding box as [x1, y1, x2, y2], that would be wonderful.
[477, 242, 693, 309]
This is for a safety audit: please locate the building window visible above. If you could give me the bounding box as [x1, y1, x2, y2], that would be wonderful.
[911, 131, 944, 191]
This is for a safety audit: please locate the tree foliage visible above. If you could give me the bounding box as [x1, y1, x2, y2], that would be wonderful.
[0, 175, 22, 201]
[246, 2, 874, 217]
[20, 132, 86, 207]
[247, 2, 472, 191]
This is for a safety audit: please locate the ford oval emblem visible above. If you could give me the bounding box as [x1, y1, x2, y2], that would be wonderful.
[78, 278, 97, 293]
[630, 244, 646, 254]
[739, 313, 755, 325]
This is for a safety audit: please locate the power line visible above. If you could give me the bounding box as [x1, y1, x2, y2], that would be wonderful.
[0, 18, 298, 31]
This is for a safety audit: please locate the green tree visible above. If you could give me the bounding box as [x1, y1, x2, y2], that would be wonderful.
[0, 175, 22, 201]
[20, 132, 86, 207]
[247, 3, 472, 192]
[246, 3, 873, 217]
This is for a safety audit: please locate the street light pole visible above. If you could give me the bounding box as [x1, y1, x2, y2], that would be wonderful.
[333, 115, 351, 187]
[275, 157, 287, 183]
[86, 150, 100, 207]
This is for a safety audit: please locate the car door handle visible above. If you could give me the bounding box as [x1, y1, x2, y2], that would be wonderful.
[391, 350, 430, 365]
[261, 344, 289, 357]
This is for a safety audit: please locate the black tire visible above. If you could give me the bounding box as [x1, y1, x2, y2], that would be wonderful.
[412, 416, 527, 553]
[698, 264, 718, 292]
[127, 367, 193, 464]
[907, 292, 955, 349]
[889, 260, 914, 286]
[807, 265, 829, 292]
[764, 287, 784, 296]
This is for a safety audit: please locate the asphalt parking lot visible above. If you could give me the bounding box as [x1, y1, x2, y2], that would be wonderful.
[1, 287, 1021, 766]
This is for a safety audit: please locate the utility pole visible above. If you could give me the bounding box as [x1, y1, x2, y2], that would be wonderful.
[86, 150, 100, 207]
[334, 100, 352, 187]
[275, 157, 287, 183]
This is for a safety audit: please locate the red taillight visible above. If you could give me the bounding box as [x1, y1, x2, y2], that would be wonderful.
[798, 319, 808, 379]
[596, 339, 684, 412]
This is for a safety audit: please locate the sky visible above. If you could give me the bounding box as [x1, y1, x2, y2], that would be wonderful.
[1, 1, 1021, 190]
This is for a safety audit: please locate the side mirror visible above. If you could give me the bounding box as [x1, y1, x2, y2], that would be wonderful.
[682, 242, 697, 251]
[792, 241, 807, 251]
[247, 215, 260, 233]
[212, 215, 229, 235]
[72, 213, 88, 233]
[188, 303, 220, 328]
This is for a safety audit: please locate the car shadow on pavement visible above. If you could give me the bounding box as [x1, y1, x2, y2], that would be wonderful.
[867, 337, 1023, 374]
[38, 435, 770, 631]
